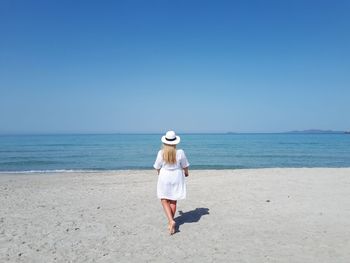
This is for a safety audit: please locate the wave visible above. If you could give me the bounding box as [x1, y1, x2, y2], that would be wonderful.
[0, 169, 97, 174]
[1, 165, 350, 174]
[0, 166, 155, 173]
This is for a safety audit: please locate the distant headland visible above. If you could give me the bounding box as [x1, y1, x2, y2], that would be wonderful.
[286, 129, 347, 134]
[226, 130, 349, 134]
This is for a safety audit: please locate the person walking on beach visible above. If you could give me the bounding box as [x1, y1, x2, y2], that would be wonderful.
[154, 131, 190, 235]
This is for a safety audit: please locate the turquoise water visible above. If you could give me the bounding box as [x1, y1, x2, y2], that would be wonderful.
[0, 133, 350, 172]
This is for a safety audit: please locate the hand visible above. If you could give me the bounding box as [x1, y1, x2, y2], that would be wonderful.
[183, 167, 189, 177]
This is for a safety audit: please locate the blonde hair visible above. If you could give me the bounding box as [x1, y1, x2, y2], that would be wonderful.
[162, 144, 177, 164]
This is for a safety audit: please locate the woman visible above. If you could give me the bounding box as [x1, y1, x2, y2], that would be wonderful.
[153, 130, 190, 235]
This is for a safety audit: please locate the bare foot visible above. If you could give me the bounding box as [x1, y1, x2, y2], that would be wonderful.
[169, 221, 176, 235]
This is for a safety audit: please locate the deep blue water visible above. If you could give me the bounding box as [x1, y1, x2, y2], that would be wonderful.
[0, 133, 350, 172]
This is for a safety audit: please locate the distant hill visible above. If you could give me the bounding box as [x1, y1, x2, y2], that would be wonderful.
[225, 130, 349, 134]
[286, 129, 345, 134]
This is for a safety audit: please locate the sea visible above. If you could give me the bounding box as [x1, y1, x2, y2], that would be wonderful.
[0, 133, 350, 173]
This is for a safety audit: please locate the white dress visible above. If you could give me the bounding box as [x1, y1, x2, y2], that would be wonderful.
[153, 149, 190, 200]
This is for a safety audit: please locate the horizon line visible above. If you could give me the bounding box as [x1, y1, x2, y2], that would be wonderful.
[0, 130, 347, 136]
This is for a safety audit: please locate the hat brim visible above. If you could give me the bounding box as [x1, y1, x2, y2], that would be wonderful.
[161, 136, 180, 145]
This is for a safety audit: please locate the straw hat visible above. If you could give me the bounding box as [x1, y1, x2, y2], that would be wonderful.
[161, 130, 181, 145]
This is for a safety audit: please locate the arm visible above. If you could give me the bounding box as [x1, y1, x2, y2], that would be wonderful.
[153, 150, 162, 175]
[183, 167, 189, 177]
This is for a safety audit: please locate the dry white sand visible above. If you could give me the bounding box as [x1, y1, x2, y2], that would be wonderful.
[1, 168, 350, 263]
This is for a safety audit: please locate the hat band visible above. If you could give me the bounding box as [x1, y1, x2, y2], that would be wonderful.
[165, 137, 176, 142]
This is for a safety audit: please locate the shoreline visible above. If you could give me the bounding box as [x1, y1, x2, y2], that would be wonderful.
[1, 166, 350, 175]
[1, 168, 350, 262]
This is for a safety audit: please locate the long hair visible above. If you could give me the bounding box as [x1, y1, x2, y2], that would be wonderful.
[162, 144, 177, 164]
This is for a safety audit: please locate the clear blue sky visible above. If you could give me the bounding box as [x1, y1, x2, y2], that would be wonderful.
[1, 0, 349, 134]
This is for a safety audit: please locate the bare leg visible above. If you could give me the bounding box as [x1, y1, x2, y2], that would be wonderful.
[169, 200, 177, 218]
[161, 199, 176, 234]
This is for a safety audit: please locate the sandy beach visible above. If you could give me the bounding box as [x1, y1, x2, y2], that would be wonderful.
[1, 168, 350, 262]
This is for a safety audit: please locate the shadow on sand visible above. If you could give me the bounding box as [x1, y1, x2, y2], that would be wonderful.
[174, 207, 210, 233]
